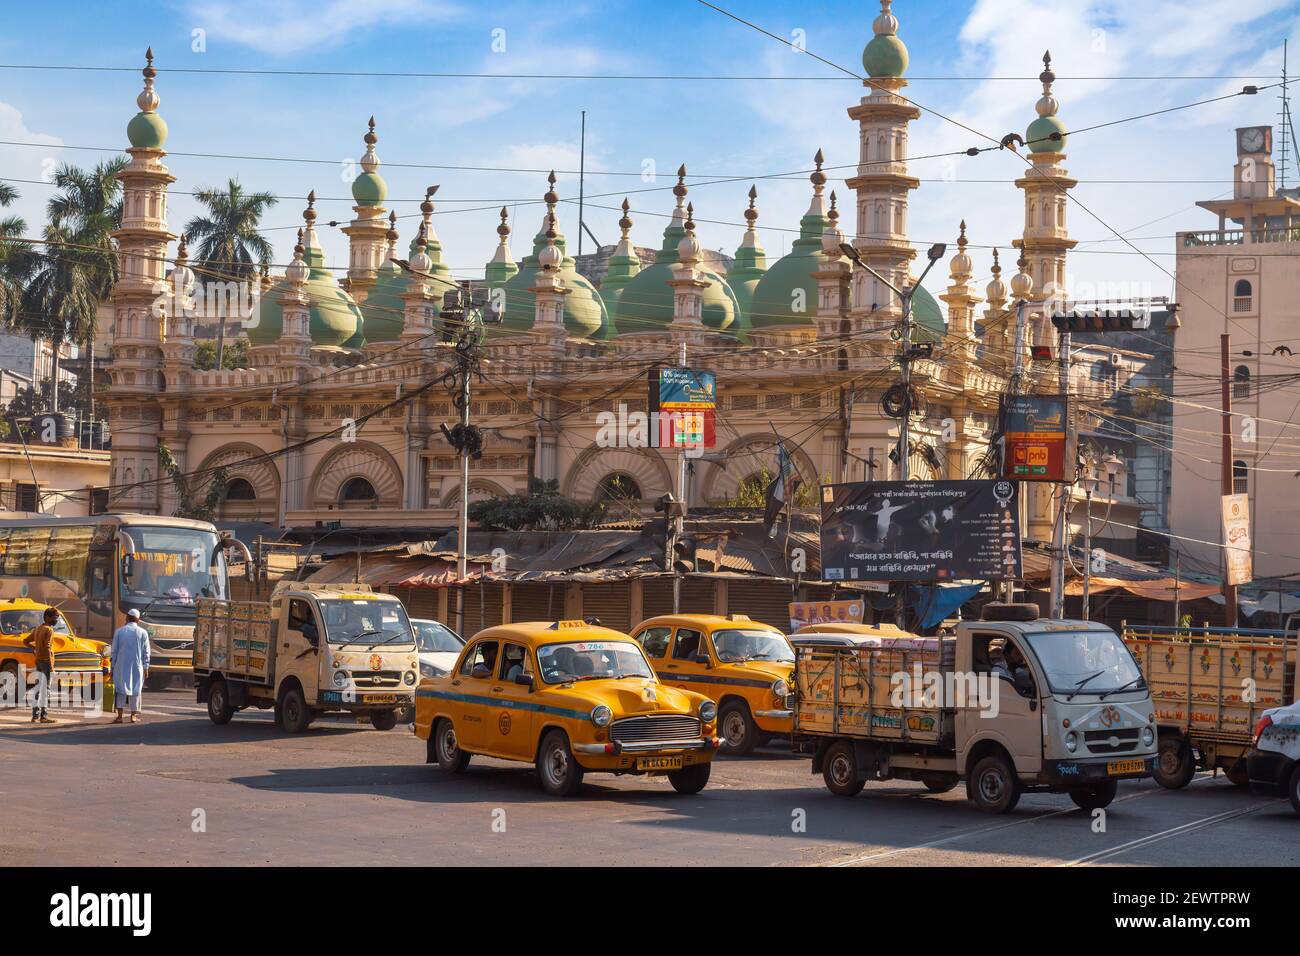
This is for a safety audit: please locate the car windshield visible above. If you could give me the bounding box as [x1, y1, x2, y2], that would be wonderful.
[1021, 630, 1143, 695]
[0, 609, 70, 635]
[537, 640, 654, 684]
[414, 621, 463, 653]
[712, 628, 794, 663]
[317, 599, 414, 647]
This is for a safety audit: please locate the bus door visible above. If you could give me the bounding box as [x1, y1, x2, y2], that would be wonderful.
[84, 548, 116, 641]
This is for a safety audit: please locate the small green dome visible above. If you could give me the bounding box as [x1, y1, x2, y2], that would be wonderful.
[1026, 114, 1067, 153]
[863, 34, 908, 78]
[127, 111, 168, 149]
[352, 171, 387, 206]
[497, 223, 608, 339]
[728, 246, 767, 329]
[358, 262, 407, 343]
[247, 249, 363, 348]
[747, 200, 830, 330]
[911, 284, 946, 342]
[613, 217, 738, 336]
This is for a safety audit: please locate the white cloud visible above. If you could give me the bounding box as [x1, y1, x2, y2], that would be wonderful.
[187, 0, 462, 55]
[0, 100, 65, 236]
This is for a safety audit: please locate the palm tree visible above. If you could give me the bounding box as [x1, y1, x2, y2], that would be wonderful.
[0, 182, 28, 324]
[183, 179, 277, 367]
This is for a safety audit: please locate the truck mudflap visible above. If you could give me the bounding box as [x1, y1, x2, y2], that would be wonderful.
[1039, 756, 1154, 787]
[318, 689, 413, 708]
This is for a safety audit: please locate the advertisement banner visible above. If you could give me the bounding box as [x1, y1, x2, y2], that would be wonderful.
[1001, 393, 1073, 482]
[650, 367, 716, 410]
[820, 479, 1021, 582]
[788, 599, 865, 632]
[1221, 493, 1253, 586]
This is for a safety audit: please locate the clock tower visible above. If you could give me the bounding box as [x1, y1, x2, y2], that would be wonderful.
[1234, 125, 1275, 200]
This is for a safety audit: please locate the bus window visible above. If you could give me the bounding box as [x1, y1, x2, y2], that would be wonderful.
[48, 526, 93, 594]
[4, 528, 50, 576]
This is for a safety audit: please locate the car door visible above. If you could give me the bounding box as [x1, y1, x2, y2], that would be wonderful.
[448, 639, 498, 750]
[486, 641, 535, 758]
[963, 630, 1043, 774]
[633, 625, 672, 679]
[281, 598, 323, 705]
[662, 627, 706, 694]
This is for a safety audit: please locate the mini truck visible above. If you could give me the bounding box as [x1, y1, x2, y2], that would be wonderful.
[792, 605, 1158, 813]
[193, 583, 418, 732]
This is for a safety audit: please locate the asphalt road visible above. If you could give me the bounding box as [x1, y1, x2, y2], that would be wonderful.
[2, 687, 1296, 867]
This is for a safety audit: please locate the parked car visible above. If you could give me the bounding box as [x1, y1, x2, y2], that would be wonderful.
[1247, 700, 1300, 814]
[411, 619, 464, 679]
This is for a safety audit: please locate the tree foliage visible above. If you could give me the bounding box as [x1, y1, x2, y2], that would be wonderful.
[467, 478, 608, 531]
[159, 441, 228, 522]
[193, 336, 250, 370]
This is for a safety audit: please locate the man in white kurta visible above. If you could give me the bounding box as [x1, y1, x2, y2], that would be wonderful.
[110, 608, 151, 723]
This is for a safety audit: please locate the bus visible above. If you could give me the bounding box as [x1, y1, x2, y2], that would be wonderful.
[0, 514, 247, 687]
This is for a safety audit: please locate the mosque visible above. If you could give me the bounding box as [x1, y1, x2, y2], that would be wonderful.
[104, 0, 1100, 552]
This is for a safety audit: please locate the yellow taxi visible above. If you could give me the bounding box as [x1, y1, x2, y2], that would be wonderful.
[794, 621, 909, 637]
[630, 613, 794, 756]
[0, 598, 108, 704]
[414, 620, 721, 796]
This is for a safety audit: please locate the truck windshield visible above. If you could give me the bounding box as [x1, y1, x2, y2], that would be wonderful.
[713, 629, 794, 663]
[120, 526, 228, 618]
[318, 599, 414, 647]
[1022, 630, 1143, 696]
[537, 640, 654, 684]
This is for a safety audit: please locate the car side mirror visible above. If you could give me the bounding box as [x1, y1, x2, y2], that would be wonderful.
[513, 672, 534, 689]
[693, 653, 711, 666]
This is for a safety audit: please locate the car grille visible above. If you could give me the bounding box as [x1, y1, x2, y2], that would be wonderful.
[1084, 728, 1140, 754]
[351, 670, 403, 688]
[154, 638, 194, 652]
[53, 651, 102, 671]
[784, 692, 796, 710]
[610, 715, 701, 744]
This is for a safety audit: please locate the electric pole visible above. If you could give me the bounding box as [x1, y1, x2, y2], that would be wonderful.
[672, 341, 688, 614]
[1220, 332, 1238, 627]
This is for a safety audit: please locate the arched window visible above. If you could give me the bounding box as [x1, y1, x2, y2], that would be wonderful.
[1232, 459, 1248, 495]
[224, 477, 256, 501]
[1233, 279, 1253, 313]
[1233, 365, 1251, 399]
[595, 473, 642, 502]
[338, 476, 377, 505]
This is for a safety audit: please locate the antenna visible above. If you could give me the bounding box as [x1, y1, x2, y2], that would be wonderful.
[1281, 39, 1293, 190]
[577, 110, 586, 257]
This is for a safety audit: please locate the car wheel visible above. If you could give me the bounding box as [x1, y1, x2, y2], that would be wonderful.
[1069, 780, 1118, 811]
[667, 762, 711, 795]
[0, 661, 21, 706]
[921, 773, 959, 794]
[434, 718, 470, 773]
[206, 679, 234, 725]
[718, 700, 757, 756]
[536, 729, 584, 796]
[1153, 736, 1195, 789]
[279, 686, 312, 733]
[822, 740, 865, 797]
[969, 755, 1021, 814]
[370, 709, 398, 731]
[1288, 764, 1300, 816]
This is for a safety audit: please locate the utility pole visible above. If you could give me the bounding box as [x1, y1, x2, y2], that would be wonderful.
[1049, 314, 1070, 618]
[1220, 332, 1238, 627]
[671, 341, 688, 615]
[577, 111, 586, 258]
[455, 347, 471, 637]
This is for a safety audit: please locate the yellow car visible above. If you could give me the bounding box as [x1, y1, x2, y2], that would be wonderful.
[630, 614, 794, 756]
[794, 621, 909, 637]
[414, 620, 721, 796]
[0, 598, 108, 705]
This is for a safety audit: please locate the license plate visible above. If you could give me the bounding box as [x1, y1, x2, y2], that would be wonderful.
[1107, 759, 1145, 776]
[364, 694, 397, 704]
[169, 659, 189, 667]
[637, 756, 683, 771]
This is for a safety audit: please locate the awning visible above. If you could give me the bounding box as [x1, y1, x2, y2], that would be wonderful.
[1061, 576, 1221, 601]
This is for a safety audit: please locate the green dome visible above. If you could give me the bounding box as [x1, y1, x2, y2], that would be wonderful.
[747, 202, 830, 330]
[358, 262, 407, 343]
[1026, 114, 1067, 153]
[127, 111, 168, 149]
[247, 249, 362, 348]
[598, 251, 641, 319]
[613, 217, 738, 336]
[863, 34, 908, 78]
[728, 244, 767, 329]
[352, 171, 387, 206]
[911, 284, 946, 342]
[497, 223, 608, 339]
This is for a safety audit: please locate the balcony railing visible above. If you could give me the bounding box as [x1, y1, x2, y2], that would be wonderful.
[1182, 227, 1300, 247]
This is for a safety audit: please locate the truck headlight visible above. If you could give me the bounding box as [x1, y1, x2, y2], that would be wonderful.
[403, 671, 417, 686]
[772, 678, 788, 702]
[699, 700, 717, 723]
[1064, 731, 1078, 753]
[1141, 726, 1154, 747]
[590, 704, 612, 727]
[332, 670, 349, 688]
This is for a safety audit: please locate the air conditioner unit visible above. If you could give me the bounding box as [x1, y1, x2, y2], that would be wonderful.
[1108, 352, 1122, 366]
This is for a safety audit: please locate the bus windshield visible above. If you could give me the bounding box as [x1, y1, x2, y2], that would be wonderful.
[119, 526, 228, 613]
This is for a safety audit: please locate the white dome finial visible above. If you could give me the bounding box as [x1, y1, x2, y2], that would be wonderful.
[873, 0, 899, 36]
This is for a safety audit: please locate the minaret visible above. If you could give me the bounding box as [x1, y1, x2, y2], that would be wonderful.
[485, 207, 518, 287]
[410, 186, 454, 289]
[279, 226, 314, 370]
[728, 186, 768, 326]
[108, 48, 176, 514]
[846, 0, 920, 334]
[529, 172, 570, 358]
[976, 247, 1012, 359]
[400, 224, 440, 346]
[161, 232, 196, 372]
[1013, 52, 1077, 350]
[599, 198, 641, 319]
[341, 117, 389, 303]
[815, 190, 852, 356]
[939, 221, 980, 356]
[669, 203, 711, 348]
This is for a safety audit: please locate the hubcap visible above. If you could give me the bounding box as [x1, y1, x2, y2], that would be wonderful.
[830, 754, 852, 787]
[545, 744, 569, 785]
[285, 699, 299, 722]
[723, 712, 746, 746]
[979, 769, 1004, 802]
[1159, 750, 1180, 774]
[440, 726, 457, 759]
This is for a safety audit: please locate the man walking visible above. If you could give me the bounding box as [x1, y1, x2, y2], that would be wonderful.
[24, 607, 59, 723]
[110, 608, 151, 724]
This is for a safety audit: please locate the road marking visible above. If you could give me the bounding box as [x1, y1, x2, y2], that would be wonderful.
[1059, 803, 1266, 866]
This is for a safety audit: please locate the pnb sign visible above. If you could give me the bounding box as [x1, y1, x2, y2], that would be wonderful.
[1000, 394, 1074, 483]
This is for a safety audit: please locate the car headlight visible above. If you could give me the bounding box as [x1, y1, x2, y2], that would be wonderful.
[332, 670, 349, 688]
[699, 700, 717, 723]
[772, 678, 788, 701]
[1141, 726, 1155, 747]
[403, 671, 417, 686]
[419, 662, 444, 679]
[1064, 731, 1078, 753]
[590, 704, 612, 727]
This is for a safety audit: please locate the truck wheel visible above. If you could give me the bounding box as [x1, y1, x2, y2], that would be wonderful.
[1289, 764, 1300, 815]
[1223, 759, 1250, 787]
[921, 773, 958, 794]
[206, 679, 234, 725]
[667, 762, 712, 795]
[370, 709, 398, 731]
[433, 718, 470, 772]
[822, 741, 865, 797]
[718, 700, 757, 756]
[969, 755, 1021, 814]
[1153, 736, 1195, 789]
[279, 687, 312, 733]
[1069, 780, 1118, 811]
[536, 729, 584, 796]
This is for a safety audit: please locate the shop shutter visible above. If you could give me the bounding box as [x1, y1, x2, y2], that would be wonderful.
[580, 582, 632, 633]
[642, 575, 716, 619]
[510, 582, 564, 624]
[400, 587, 440, 621]
[458, 582, 504, 638]
[726, 579, 797, 631]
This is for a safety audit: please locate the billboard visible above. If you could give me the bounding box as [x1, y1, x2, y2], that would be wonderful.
[789, 599, 865, 632]
[649, 367, 716, 449]
[1221, 493, 1253, 586]
[1001, 393, 1073, 482]
[820, 479, 1021, 582]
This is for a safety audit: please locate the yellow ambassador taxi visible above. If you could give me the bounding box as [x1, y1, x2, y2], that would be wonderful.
[414, 620, 722, 796]
[630, 614, 794, 756]
[0, 599, 108, 704]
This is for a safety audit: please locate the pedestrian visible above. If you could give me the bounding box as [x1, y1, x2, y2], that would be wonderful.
[24, 607, 59, 724]
[110, 608, 151, 724]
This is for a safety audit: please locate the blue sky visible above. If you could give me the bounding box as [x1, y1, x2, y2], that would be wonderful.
[3, 0, 1299, 303]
